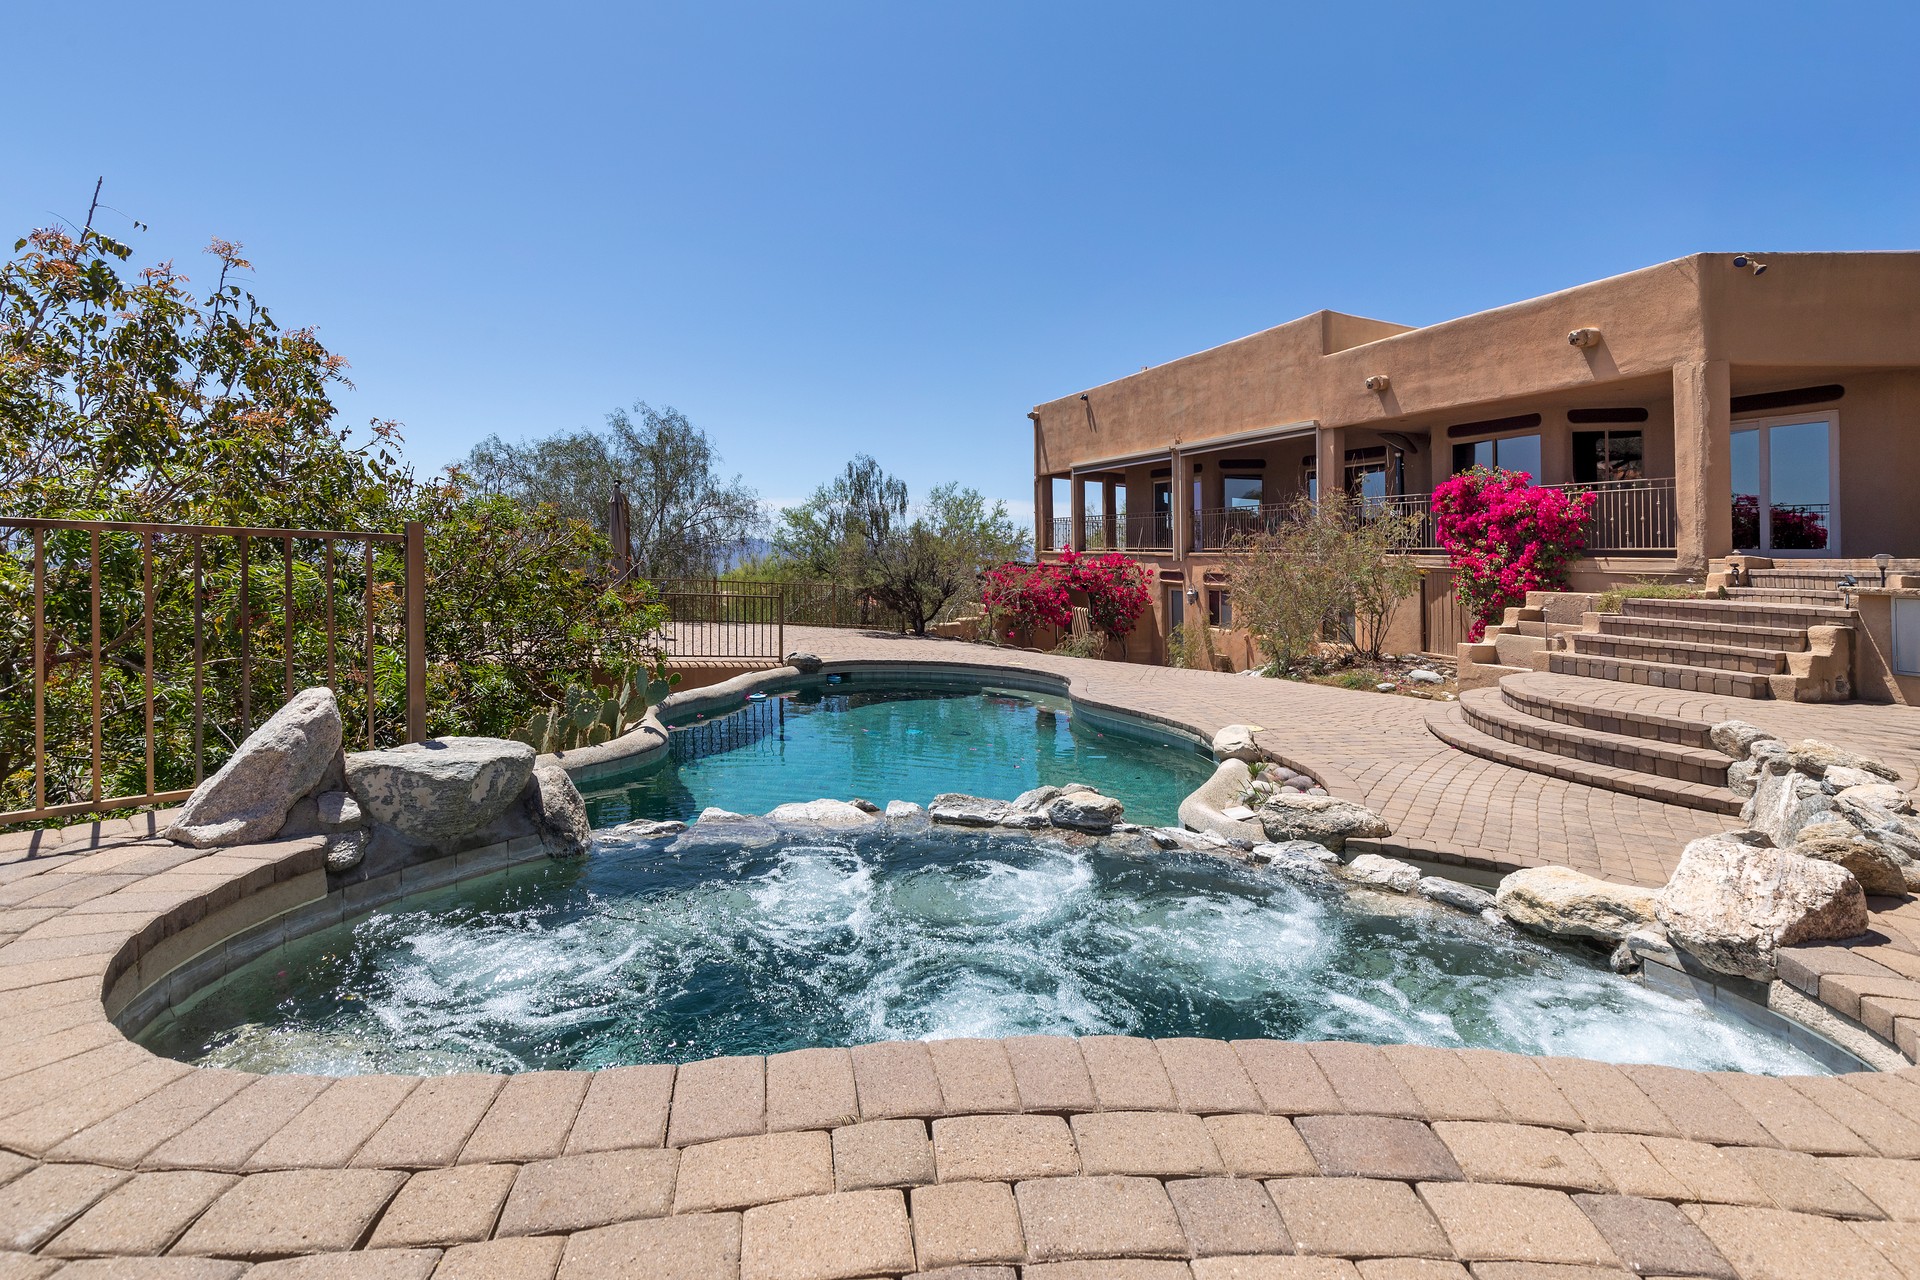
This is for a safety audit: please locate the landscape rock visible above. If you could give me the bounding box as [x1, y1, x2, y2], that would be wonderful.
[1046, 789, 1125, 832]
[1493, 865, 1659, 943]
[166, 686, 345, 848]
[696, 807, 749, 822]
[610, 818, 687, 839]
[1822, 766, 1883, 792]
[1726, 759, 1759, 798]
[1741, 761, 1836, 848]
[785, 652, 824, 674]
[885, 800, 926, 819]
[1787, 739, 1900, 782]
[1417, 876, 1496, 914]
[1344, 853, 1420, 893]
[1480, 908, 1510, 929]
[767, 798, 879, 826]
[1406, 669, 1445, 685]
[1608, 939, 1640, 973]
[1656, 831, 1871, 979]
[1253, 793, 1390, 852]
[1825, 787, 1920, 890]
[1013, 786, 1062, 811]
[1255, 839, 1340, 866]
[345, 736, 536, 844]
[317, 791, 365, 829]
[323, 830, 369, 874]
[929, 793, 1016, 826]
[525, 764, 592, 857]
[1211, 725, 1264, 763]
[1789, 823, 1913, 896]
[849, 797, 881, 813]
[1709, 720, 1777, 760]
[1623, 925, 1678, 965]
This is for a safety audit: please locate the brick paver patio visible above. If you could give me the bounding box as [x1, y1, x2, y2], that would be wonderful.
[3, 630, 1920, 1278]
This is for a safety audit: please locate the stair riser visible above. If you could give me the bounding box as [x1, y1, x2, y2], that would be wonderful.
[1547, 653, 1772, 698]
[1498, 688, 1715, 751]
[1622, 598, 1851, 627]
[1569, 636, 1785, 675]
[1594, 616, 1808, 653]
[1460, 704, 1728, 785]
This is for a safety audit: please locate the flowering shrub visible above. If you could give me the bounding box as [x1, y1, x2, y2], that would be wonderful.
[981, 561, 1071, 640]
[1056, 549, 1154, 640]
[1431, 467, 1597, 641]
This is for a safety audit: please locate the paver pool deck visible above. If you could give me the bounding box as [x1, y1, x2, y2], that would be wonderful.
[3, 628, 1920, 1279]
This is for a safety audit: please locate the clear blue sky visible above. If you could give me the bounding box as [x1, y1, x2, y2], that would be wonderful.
[8, 1, 1917, 524]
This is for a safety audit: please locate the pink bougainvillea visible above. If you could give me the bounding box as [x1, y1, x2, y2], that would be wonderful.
[1431, 467, 1597, 641]
[981, 551, 1153, 648]
[981, 560, 1072, 640]
[1056, 549, 1155, 640]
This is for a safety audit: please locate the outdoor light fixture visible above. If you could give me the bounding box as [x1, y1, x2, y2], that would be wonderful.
[1186, 588, 1200, 603]
[1567, 327, 1602, 348]
[1877, 552, 1894, 585]
[1733, 255, 1769, 275]
[1364, 375, 1391, 393]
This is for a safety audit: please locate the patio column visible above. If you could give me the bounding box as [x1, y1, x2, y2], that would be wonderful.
[1035, 474, 1054, 553]
[1316, 425, 1345, 505]
[1070, 475, 1088, 552]
[1101, 479, 1119, 550]
[1170, 446, 1189, 562]
[1673, 360, 1732, 573]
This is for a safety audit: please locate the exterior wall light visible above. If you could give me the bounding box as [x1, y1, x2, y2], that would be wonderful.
[1733, 255, 1769, 275]
[1876, 552, 1893, 585]
[1364, 375, 1391, 392]
[1567, 327, 1602, 348]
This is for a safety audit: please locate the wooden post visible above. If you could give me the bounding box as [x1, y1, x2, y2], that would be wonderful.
[404, 520, 427, 743]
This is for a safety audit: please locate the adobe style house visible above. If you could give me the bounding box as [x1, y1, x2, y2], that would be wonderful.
[1030, 252, 1920, 686]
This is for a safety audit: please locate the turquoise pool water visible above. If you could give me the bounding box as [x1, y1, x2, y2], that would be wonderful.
[137, 821, 1836, 1075]
[577, 678, 1216, 829]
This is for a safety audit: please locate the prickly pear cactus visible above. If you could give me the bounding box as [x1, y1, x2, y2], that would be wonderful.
[509, 667, 683, 754]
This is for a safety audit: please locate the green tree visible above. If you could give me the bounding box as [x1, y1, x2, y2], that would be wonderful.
[464, 403, 762, 580]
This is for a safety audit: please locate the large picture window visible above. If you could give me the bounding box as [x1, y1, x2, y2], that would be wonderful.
[1452, 434, 1542, 480]
[1572, 430, 1644, 483]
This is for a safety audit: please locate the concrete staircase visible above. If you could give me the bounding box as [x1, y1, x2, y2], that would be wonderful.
[1426, 673, 1743, 814]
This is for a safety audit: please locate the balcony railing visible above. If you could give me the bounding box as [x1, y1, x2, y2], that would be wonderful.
[1049, 477, 1676, 557]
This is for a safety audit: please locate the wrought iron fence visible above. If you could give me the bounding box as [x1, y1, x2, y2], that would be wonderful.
[2, 517, 426, 827]
[660, 579, 906, 634]
[660, 587, 786, 660]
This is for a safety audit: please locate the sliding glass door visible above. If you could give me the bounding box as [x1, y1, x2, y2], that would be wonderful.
[1731, 415, 1837, 554]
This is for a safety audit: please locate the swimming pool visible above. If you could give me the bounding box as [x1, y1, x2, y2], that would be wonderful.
[578, 677, 1217, 829]
[137, 818, 1837, 1076]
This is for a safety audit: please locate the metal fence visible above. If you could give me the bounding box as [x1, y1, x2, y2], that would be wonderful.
[660, 587, 786, 660]
[2, 517, 426, 827]
[660, 579, 907, 634]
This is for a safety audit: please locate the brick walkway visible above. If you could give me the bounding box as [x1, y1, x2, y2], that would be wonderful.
[3, 634, 1920, 1278]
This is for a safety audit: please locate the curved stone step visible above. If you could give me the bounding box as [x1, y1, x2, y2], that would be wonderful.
[1497, 675, 1714, 750]
[1623, 596, 1853, 626]
[1567, 631, 1787, 675]
[1425, 703, 1744, 815]
[1594, 612, 1809, 653]
[1725, 586, 1847, 605]
[1461, 688, 1728, 785]
[1547, 651, 1774, 698]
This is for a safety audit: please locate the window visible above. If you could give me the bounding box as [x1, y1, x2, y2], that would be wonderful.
[1207, 589, 1232, 627]
[1222, 476, 1263, 509]
[1572, 430, 1644, 483]
[1452, 433, 1542, 479]
[1302, 461, 1317, 502]
[1166, 585, 1185, 634]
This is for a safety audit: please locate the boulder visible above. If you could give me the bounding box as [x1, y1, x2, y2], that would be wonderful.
[1726, 759, 1759, 799]
[1825, 787, 1920, 890]
[526, 764, 592, 858]
[1047, 790, 1125, 833]
[1013, 786, 1062, 811]
[929, 793, 1016, 827]
[1493, 866, 1659, 943]
[1823, 766, 1883, 792]
[345, 737, 536, 844]
[1789, 824, 1913, 896]
[785, 652, 824, 674]
[1178, 760, 1268, 845]
[1741, 761, 1836, 849]
[767, 798, 879, 826]
[1418, 876, 1497, 914]
[1345, 854, 1420, 893]
[1256, 840, 1340, 866]
[323, 830, 370, 874]
[1709, 720, 1778, 760]
[1656, 832, 1870, 979]
[885, 800, 926, 819]
[166, 687, 345, 848]
[697, 807, 749, 822]
[1211, 725, 1264, 763]
[1787, 739, 1900, 782]
[1254, 794, 1390, 852]
[609, 818, 687, 839]
[1407, 669, 1446, 685]
[849, 798, 881, 814]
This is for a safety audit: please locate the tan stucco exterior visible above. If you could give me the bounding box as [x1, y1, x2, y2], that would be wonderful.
[1031, 252, 1920, 658]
